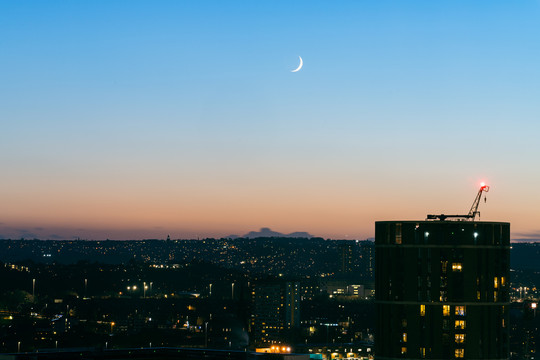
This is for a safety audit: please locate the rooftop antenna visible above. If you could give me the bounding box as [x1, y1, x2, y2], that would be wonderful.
[426, 183, 490, 221]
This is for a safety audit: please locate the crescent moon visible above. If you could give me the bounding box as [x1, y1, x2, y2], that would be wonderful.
[291, 56, 303, 72]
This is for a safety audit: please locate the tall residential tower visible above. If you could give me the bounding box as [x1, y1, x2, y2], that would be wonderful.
[375, 221, 510, 360]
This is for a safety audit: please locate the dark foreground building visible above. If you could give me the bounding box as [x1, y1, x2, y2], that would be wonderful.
[375, 221, 510, 360]
[0, 348, 309, 360]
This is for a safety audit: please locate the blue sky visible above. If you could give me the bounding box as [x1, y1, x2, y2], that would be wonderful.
[1, 1, 540, 239]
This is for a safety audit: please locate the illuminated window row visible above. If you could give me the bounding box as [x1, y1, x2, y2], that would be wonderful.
[442, 305, 466, 316]
[455, 334, 465, 344]
[452, 263, 462, 272]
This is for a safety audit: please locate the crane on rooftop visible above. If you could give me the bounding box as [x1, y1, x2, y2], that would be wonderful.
[426, 183, 490, 221]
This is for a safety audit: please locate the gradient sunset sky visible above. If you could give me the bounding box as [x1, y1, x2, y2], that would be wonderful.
[2, 1, 540, 240]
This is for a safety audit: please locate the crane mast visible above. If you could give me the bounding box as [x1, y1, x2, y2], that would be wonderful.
[426, 184, 489, 221]
[467, 184, 490, 220]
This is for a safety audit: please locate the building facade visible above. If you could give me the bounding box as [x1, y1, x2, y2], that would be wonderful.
[251, 280, 300, 345]
[375, 221, 510, 360]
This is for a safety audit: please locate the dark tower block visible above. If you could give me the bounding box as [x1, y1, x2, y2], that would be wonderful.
[375, 221, 510, 360]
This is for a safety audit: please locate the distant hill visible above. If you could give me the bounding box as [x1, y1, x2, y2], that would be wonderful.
[225, 227, 314, 239]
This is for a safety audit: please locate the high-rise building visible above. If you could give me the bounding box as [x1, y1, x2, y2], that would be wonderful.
[340, 242, 354, 274]
[251, 280, 300, 346]
[375, 221, 510, 360]
[338, 240, 375, 282]
[359, 240, 375, 283]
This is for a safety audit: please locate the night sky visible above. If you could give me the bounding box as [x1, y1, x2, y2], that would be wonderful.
[2, 1, 540, 240]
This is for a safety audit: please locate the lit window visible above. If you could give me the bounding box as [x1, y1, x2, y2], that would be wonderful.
[455, 320, 466, 330]
[501, 277, 506, 286]
[494, 291, 498, 302]
[455, 334, 465, 344]
[494, 277, 498, 289]
[396, 223, 402, 244]
[403, 333, 407, 342]
[420, 347, 426, 358]
[401, 347, 407, 354]
[477, 291, 481, 300]
[440, 290, 447, 302]
[420, 304, 426, 316]
[441, 261, 448, 274]
[443, 305, 450, 316]
[455, 306, 466, 316]
[455, 349, 464, 358]
[452, 263, 462, 272]
[440, 276, 447, 287]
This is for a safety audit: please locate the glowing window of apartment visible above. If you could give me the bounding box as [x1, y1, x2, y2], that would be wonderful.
[401, 347, 407, 355]
[502, 319, 506, 328]
[443, 305, 451, 317]
[494, 277, 499, 289]
[455, 306, 466, 316]
[402, 333, 407, 342]
[441, 261, 448, 274]
[420, 347, 426, 358]
[494, 291, 498, 302]
[477, 291, 481, 300]
[455, 320, 466, 330]
[501, 277, 506, 286]
[452, 263, 463, 272]
[440, 291, 447, 302]
[455, 334, 465, 344]
[455, 349, 464, 358]
[395, 223, 402, 244]
[420, 304, 426, 316]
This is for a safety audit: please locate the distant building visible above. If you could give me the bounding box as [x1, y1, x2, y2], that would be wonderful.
[375, 221, 510, 359]
[359, 240, 375, 281]
[340, 242, 354, 274]
[251, 280, 300, 345]
[299, 279, 321, 301]
[320, 280, 365, 298]
[337, 240, 375, 285]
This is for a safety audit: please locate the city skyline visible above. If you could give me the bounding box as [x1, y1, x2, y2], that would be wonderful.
[2, 1, 540, 240]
